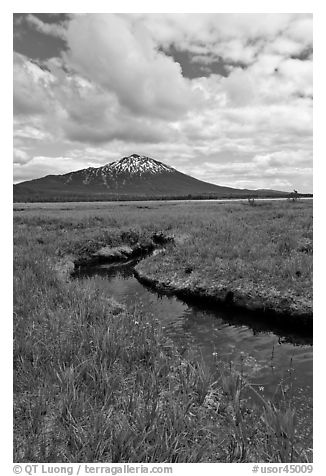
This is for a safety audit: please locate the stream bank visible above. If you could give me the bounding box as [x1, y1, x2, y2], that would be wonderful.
[62, 230, 312, 334]
[134, 260, 312, 333]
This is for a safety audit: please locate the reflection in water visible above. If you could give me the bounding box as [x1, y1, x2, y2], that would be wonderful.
[75, 259, 312, 440]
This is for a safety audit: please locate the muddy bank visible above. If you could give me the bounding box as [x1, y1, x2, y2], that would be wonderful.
[134, 258, 312, 333]
[54, 232, 174, 279]
[56, 230, 312, 333]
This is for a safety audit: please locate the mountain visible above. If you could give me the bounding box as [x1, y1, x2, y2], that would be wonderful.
[14, 153, 288, 202]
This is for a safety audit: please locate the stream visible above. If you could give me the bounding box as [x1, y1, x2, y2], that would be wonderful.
[75, 257, 313, 443]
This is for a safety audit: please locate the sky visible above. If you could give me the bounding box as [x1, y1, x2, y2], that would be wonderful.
[13, 13, 313, 192]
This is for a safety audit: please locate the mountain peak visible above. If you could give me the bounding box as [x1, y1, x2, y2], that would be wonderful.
[108, 154, 175, 176]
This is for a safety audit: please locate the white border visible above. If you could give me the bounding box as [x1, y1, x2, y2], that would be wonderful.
[4, 3, 323, 473]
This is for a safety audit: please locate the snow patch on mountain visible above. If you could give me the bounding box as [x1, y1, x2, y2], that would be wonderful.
[108, 154, 175, 176]
[60, 154, 177, 187]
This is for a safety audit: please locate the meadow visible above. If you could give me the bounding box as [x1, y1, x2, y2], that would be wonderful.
[13, 199, 313, 462]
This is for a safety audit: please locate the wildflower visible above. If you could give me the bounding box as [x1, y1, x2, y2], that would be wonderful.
[212, 352, 218, 356]
[134, 321, 139, 325]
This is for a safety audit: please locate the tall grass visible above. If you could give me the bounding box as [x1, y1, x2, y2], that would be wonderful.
[13, 200, 312, 462]
[218, 369, 310, 463]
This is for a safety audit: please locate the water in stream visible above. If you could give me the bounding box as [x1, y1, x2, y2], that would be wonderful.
[75, 259, 313, 443]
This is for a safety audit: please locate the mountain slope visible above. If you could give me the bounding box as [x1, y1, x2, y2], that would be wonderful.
[14, 154, 288, 201]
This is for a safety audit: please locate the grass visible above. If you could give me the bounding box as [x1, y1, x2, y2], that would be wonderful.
[13, 199, 313, 462]
[134, 200, 312, 321]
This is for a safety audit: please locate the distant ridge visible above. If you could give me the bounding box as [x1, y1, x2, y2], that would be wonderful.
[14, 153, 292, 202]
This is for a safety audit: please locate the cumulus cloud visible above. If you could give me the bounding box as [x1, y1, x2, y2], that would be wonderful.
[13, 52, 177, 147]
[13, 148, 30, 165]
[286, 16, 313, 43]
[64, 14, 201, 119]
[134, 13, 312, 65]
[25, 14, 68, 40]
[13, 53, 52, 116]
[221, 69, 257, 106]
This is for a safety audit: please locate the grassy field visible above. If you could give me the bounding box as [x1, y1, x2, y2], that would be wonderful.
[135, 201, 312, 325]
[13, 199, 313, 462]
